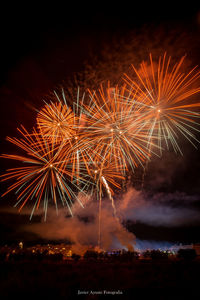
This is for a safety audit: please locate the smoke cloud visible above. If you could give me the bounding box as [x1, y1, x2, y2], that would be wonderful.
[23, 194, 135, 254]
[118, 187, 200, 227]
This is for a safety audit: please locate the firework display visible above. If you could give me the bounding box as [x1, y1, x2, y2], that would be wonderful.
[1, 53, 200, 224]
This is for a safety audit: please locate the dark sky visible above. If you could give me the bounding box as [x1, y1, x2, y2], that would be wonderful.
[0, 3, 200, 248]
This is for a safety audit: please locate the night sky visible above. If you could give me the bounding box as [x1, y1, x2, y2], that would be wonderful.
[0, 3, 200, 248]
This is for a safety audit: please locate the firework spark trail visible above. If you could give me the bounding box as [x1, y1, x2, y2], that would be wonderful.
[97, 176, 119, 249]
[98, 185, 102, 250]
[101, 175, 117, 216]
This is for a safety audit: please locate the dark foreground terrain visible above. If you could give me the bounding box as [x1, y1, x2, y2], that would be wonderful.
[0, 258, 200, 299]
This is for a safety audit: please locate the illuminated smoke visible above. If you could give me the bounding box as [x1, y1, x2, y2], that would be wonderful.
[23, 194, 135, 254]
[118, 187, 200, 227]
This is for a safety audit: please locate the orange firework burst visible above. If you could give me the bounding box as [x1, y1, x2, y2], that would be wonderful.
[37, 90, 75, 144]
[0, 126, 84, 219]
[123, 53, 200, 154]
[80, 82, 154, 174]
